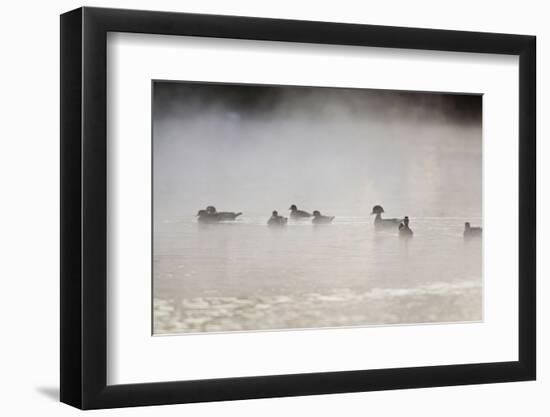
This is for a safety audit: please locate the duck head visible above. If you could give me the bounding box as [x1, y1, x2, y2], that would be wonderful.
[403, 216, 410, 226]
[371, 205, 384, 215]
[313, 210, 321, 217]
[206, 206, 216, 213]
[272, 210, 278, 216]
[289, 204, 297, 211]
[465, 222, 471, 230]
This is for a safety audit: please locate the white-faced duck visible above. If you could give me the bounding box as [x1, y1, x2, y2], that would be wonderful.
[267, 210, 288, 226]
[464, 222, 482, 238]
[371, 205, 401, 229]
[289, 204, 312, 219]
[197, 206, 242, 222]
[398, 216, 413, 237]
[312, 210, 335, 224]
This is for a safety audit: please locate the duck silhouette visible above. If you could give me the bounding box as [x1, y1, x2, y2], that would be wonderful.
[267, 210, 288, 226]
[464, 222, 482, 238]
[371, 205, 401, 229]
[289, 204, 312, 219]
[197, 206, 242, 222]
[196, 209, 217, 223]
[312, 210, 335, 224]
[398, 216, 413, 237]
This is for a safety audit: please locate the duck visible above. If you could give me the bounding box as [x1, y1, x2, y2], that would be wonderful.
[267, 210, 288, 226]
[289, 204, 312, 219]
[398, 216, 413, 237]
[463, 222, 482, 238]
[207, 206, 243, 220]
[371, 205, 401, 229]
[196, 209, 217, 223]
[197, 206, 242, 222]
[312, 210, 335, 224]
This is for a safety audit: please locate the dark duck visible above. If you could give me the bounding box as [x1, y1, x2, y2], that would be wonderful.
[371, 205, 401, 229]
[267, 210, 288, 226]
[398, 216, 413, 237]
[197, 206, 242, 222]
[289, 204, 312, 219]
[196, 209, 216, 223]
[312, 210, 335, 224]
[463, 222, 482, 238]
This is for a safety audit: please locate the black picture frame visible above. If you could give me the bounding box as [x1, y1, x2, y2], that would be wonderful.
[60, 6, 536, 410]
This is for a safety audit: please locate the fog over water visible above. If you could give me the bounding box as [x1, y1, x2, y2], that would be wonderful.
[153, 82, 482, 334]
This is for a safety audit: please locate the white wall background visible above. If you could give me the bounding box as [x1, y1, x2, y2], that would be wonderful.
[0, 0, 545, 415]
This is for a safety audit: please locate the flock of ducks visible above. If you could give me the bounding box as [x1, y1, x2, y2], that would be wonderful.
[197, 204, 482, 238]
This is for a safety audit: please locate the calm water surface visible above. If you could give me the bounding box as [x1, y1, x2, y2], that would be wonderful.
[153, 214, 482, 334]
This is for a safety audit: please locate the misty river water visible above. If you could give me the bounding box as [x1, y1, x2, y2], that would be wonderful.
[153, 214, 482, 334]
[152, 83, 482, 335]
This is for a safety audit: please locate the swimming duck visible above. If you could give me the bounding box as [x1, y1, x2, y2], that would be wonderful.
[289, 204, 312, 219]
[371, 205, 401, 229]
[464, 222, 482, 238]
[398, 216, 413, 237]
[197, 206, 242, 222]
[267, 210, 288, 226]
[208, 206, 243, 220]
[215, 212, 243, 221]
[196, 209, 217, 223]
[312, 210, 335, 224]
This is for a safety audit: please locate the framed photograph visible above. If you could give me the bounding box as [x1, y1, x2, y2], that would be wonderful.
[60, 7, 536, 409]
